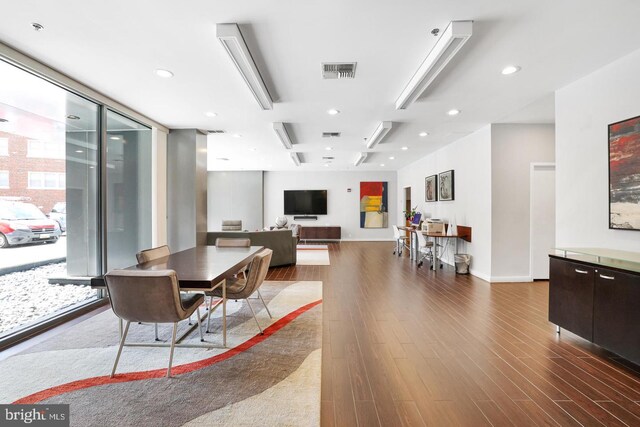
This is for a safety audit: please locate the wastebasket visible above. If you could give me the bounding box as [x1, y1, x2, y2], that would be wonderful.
[454, 254, 471, 274]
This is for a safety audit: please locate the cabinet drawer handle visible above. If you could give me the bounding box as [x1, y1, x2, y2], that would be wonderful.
[599, 274, 615, 280]
[574, 269, 589, 274]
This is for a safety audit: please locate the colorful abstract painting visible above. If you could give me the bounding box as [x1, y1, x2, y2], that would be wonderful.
[360, 181, 388, 228]
[609, 115, 640, 230]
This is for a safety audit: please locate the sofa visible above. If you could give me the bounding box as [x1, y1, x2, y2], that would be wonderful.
[206, 229, 297, 267]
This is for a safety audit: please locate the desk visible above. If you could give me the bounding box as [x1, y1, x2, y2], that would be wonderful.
[91, 245, 264, 348]
[421, 226, 472, 271]
[398, 225, 419, 260]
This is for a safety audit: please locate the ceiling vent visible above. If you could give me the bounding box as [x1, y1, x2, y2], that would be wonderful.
[322, 63, 357, 79]
[207, 130, 226, 134]
[322, 132, 341, 138]
[322, 156, 335, 160]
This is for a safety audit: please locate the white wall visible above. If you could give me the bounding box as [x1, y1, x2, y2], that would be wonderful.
[491, 124, 555, 281]
[556, 48, 640, 252]
[208, 171, 264, 231]
[264, 171, 397, 240]
[397, 125, 493, 280]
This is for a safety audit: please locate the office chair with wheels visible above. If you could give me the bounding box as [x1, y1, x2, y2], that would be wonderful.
[392, 225, 409, 256]
[416, 231, 434, 268]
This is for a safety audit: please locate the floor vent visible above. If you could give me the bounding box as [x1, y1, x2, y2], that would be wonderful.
[322, 63, 357, 79]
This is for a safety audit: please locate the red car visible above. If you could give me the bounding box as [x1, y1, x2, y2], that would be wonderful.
[0, 201, 61, 248]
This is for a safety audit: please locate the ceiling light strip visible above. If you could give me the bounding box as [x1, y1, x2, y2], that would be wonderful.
[395, 20, 473, 110]
[366, 121, 393, 149]
[290, 152, 301, 166]
[216, 23, 273, 110]
[273, 122, 293, 149]
[354, 152, 368, 167]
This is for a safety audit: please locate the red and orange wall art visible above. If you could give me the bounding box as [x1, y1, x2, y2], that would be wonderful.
[360, 181, 388, 228]
[609, 115, 640, 230]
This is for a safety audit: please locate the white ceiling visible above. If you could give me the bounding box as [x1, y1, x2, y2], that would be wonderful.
[1, 0, 640, 171]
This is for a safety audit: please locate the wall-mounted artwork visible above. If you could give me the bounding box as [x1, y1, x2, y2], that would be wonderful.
[609, 115, 640, 230]
[360, 181, 388, 228]
[438, 170, 455, 201]
[425, 175, 438, 202]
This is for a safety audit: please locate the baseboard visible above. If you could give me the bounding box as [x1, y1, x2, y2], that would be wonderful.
[489, 275, 533, 283]
[469, 269, 491, 282]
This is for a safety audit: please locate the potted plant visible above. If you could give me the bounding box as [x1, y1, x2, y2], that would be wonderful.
[403, 206, 418, 237]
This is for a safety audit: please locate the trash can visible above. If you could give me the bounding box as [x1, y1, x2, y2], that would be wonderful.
[454, 254, 471, 274]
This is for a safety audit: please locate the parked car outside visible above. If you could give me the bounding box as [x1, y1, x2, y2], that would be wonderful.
[0, 201, 61, 248]
[49, 202, 66, 233]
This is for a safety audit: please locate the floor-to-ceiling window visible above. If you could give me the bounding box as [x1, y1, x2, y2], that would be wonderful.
[0, 58, 152, 344]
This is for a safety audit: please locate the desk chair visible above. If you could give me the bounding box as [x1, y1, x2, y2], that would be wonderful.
[416, 231, 434, 268]
[105, 269, 205, 378]
[205, 249, 273, 334]
[392, 225, 409, 256]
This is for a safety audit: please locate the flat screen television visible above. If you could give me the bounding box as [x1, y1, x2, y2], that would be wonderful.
[284, 190, 327, 215]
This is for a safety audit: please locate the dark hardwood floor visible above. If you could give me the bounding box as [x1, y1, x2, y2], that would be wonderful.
[267, 241, 640, 426]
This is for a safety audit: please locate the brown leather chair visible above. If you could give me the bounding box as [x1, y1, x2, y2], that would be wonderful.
[136, 245, 170, 263]
[136, 245, 172, 340]
[105, 269, 205, 378]
[205, 248, 273, 334]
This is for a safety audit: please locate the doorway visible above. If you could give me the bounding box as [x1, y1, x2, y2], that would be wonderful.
[530, 163, 555, 280]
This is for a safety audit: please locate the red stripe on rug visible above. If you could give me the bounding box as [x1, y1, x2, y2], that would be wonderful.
[13, 299, 322, 404]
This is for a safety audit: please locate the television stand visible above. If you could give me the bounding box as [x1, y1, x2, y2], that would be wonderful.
[294, 215, 317, 220]
[300, 226, 341, 241]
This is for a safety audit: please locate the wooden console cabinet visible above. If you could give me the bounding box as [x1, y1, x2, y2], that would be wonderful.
[300, 226, 341, 241]
[549, 252, 640, 365]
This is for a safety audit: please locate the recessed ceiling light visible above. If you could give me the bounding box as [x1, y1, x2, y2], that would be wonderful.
[401, 146, 409, 150]
[419, 132, 429, 137]
[324, 164, 329, 167]
[155, 69, 174, 78]
[380, 163, 385, 167]
[501, 65, 521, 75]
[75, 150, 83, 153]
[327, 109, 340, 115]
[389, 156, 395, 160]
[66, 115, 80, 120]
[325, 146, 333, 151]
[205, 112, 217, 118]
[109, 136, 120, 140]
[447, 109, 461, 116]
[232, 133, 242, 138]
[249, 148, 257, 151]
[31, 22, 44, 32]
[89, 166, 94, 169]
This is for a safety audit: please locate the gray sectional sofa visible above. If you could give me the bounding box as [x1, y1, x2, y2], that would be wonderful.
[206, 229, 297, 267]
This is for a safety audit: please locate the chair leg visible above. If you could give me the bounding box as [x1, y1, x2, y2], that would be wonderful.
[206, 295, 214, 333]
[154, 323, 159, 341]
[111, 320, 130, 378]
[196, 307, 204, 342]
[256, 289, 272, 318]
[245, 298, 263, 334]
[188, 315, 192, 326]
[167, 322, 178, 378]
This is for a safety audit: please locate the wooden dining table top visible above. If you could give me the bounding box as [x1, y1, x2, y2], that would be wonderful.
[91, 245, 264, 290]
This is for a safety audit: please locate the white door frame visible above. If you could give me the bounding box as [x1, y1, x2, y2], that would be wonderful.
[529, 162, 556, 280]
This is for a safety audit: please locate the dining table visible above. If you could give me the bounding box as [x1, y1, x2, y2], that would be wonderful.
[91, 245, 265, 349]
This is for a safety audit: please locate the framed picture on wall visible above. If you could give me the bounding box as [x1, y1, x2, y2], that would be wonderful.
[425, 175, 438, 202]
[609, 115, 640, 230]
[438, 170, 455, 201]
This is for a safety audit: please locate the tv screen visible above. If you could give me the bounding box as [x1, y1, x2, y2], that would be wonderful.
[284, 190, 327, 215]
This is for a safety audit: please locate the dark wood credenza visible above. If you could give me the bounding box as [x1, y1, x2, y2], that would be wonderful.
[300, 226, 341, 241]
[549, 250, 640, 365]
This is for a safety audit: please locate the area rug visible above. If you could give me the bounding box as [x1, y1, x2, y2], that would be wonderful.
[0, 281, 322, 427]
[296, 245, 330, 265]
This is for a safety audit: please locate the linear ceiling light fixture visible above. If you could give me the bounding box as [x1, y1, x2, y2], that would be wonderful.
[354, 152, 368, 166]
[216, 23, 273, 110]
[366, 121, 393, 149]
[395, 20, 473, 110]
[273, 122, 293, 149]
[290, 152, 301, 166]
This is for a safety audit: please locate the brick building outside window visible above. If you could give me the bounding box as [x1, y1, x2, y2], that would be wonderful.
[0, 131, 65, 213]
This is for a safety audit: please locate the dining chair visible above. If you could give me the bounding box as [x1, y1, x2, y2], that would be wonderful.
[105, 269, 205, 378]
[136, 245, 172, 340]
[416, 231, 434, 268]
[205, 248, 273, 334]
[392, 225, 409, 256]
